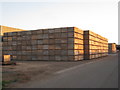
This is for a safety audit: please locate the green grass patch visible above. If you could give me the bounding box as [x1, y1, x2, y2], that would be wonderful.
[2, 79, 17, 88]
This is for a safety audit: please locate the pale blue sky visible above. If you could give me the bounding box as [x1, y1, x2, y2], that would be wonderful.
[0, 0, 119, 44]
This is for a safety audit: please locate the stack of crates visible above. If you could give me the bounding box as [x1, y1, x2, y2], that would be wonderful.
[2, 27, 84, 61]
[0, 38, 2, 61]
[0, 25, 25, 36]
[108, 43, 117, 54]
[84, 30, 108, 60]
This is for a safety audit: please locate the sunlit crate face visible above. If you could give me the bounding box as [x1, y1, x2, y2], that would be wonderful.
[83, 30, 108, 59]
[74, 44, 83, 50]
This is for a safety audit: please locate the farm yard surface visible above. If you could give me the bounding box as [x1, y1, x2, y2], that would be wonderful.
[2, 53, 118, 88]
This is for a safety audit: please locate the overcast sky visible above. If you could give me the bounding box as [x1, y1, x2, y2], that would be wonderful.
[0, 0, 119, 44]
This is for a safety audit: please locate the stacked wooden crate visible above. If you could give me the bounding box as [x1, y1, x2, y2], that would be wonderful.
[84, 30, 108, 60]
[73, 27, 84, 60]
[2, 27, 84, 61]
[0, 38, 2, 61]
[0, 25, 25, 36]
[1, 25, 26, 61]
[108, 43, 117, 54]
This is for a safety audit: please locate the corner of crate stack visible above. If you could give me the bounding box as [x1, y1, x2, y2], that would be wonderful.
[71, 27, 84, 61]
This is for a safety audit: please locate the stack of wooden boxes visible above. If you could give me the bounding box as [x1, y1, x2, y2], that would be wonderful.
[108, 43, 117, 54]
[0, 25, 25, 62]
[2, 27, 84, 61]
[84, 30, 108, 59]
[0, 25, 26, 36]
